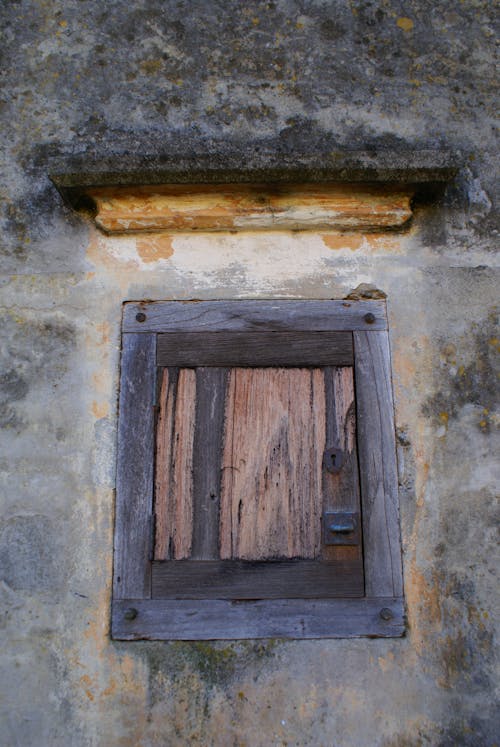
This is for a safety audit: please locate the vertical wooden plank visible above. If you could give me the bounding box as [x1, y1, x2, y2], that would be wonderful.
[114, 333, 156, 599]
[354, 331, 403, 597]
[323, 366, 362, 562]
[291, 368, 325, 557]
[154, 368, 176, 560]
[219, 370, 236, 559]
[171, 369, 196, 558]
[220, 368, 325, 560]
[191, 368, 228, 559]
[153, 368, 196, 560]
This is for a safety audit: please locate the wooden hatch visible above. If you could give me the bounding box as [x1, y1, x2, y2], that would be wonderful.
[111, 300, 404, 640]
[151, 330, 363, 600]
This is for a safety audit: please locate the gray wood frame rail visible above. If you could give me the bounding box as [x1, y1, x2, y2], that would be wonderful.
[112, 299, 404, 640]
[151, 560, 364, 599]
[156, 331, 353, 367]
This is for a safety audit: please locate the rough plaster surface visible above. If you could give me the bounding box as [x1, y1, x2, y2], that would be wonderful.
[0, 1, 498, 745]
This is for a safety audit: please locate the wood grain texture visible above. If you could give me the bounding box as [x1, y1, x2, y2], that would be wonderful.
[153, 368, 196, 560]
[322, 367, 362, 563]
[220, 368, 325, 560]
[113, 333, 156, 599]
[112, 597, 405, 640]
[124, 300, 387, 333]
[154, 368, 176, 560]
[157, 331, 353, 367]
[86, 183, 413, 234]
[152, 560, 363, 599]
[191, 368, 228, 559]
[354, 331, 404, 597]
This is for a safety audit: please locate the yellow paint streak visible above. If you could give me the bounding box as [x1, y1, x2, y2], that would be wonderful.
[136, 234, 174, 263]
[397, 17, 414, 31]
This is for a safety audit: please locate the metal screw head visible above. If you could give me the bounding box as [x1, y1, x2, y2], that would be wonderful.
[124, 607, 138, 621]
[364, 312, 376, 325]
[136, 312, 146, 323]
[380, 607, 393, 621]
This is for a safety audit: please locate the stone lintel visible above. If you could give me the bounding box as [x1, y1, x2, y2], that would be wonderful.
[62, 183, 416, 234]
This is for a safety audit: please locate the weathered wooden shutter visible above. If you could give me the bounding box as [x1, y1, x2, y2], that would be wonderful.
[112, 301, 404, 640]
[152, 340, 363, 599]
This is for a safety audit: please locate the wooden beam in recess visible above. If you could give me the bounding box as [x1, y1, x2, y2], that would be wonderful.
[83, 183, 414, 234]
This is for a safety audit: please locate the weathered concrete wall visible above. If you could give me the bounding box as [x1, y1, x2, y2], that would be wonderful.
[1, 2, 498, 745]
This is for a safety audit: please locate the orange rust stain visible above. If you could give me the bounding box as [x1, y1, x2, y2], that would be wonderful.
[136, 234, 174, 263]
[82, 563, 113, 649]
[415, 455, 430, 509]
[322, 234, 364, 251]
[101, 678, 118, 698]
[392, 349, 417, 389]
[94, 321, 111, 345]
[392, 335, 431, 398]
[406, 563, 443, 654]
[322, 232, 402, 252]
[79, 674, 96, 701]
[63, 533, 150, 726]
[92, 401, 109, 419]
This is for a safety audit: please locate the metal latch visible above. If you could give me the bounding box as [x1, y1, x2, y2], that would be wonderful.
[323, 511, 360, 545]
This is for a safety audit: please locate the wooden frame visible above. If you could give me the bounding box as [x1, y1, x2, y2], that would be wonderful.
[112, 300, 404, 640]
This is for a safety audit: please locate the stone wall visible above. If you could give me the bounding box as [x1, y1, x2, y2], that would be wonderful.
[0, 2, 498, 745]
